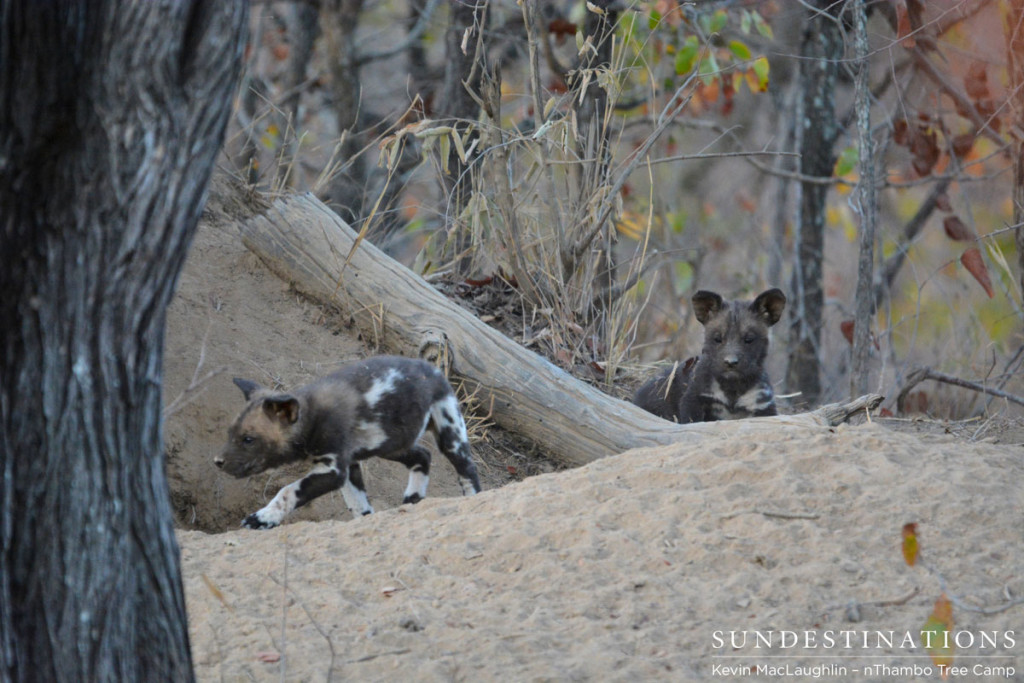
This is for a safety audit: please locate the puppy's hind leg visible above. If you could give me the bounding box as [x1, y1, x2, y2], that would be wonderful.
[430, 394, 482, 496]
[392, 444, 432, 504]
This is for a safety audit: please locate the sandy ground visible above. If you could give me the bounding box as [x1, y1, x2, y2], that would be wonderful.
[166, 210, 1024, 682]
[179, 423, 1023, 682]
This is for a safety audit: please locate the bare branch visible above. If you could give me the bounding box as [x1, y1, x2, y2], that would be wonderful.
[897, 367, 1024, 413]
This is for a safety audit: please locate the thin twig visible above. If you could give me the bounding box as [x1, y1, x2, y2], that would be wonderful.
[898, 367, 1024, 411]
[923, 561, 1024, 615]
[354, 0, 442, 66]
[267, 573, 339, 681]
[720, 508, 821, 521]
[347, 648, 412, 664]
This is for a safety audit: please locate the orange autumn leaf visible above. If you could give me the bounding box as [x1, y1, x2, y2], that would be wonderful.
[897, 1, 916, 47]
[901, 522, 919, 567]
[700, 79, 720, 103]
[922, 594, 955, 673]
[961, 247, 994, 298]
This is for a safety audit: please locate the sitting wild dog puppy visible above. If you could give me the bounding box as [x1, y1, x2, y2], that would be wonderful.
[633, 288, 786, 423]
[215, 355, 482, 529]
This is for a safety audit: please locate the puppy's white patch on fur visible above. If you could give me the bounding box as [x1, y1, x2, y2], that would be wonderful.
[341, 478, 374, 515]
[363, 368, 402, 408]
[253, 485, 299, 527]
[403, 470, 429, 501]
[431, 394, 468, 441]
[458, 476, 478, 496]
[703, 379, 773, 419]
[354, 420, 388, 450]
[736, 386, 774, 413]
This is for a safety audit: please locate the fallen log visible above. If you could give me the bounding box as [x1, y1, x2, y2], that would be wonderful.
[211, 177, 882, 467]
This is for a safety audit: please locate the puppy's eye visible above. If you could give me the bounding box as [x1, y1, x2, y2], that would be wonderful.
[241, 435, 255, 446]
[743, 333, 756, 344]
[713, 333, 724, 344]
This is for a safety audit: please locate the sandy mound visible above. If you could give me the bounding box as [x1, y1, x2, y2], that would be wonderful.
[180, 423, 1023, 681]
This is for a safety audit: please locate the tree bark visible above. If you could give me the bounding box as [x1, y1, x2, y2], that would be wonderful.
[786, 0, 843, 408]
[215, 178, 882, 468]
[849, 0, 877, 398]
[0, 3, 246, 680]
[322, 0, 367, 225]
[439, 0, 487, 272]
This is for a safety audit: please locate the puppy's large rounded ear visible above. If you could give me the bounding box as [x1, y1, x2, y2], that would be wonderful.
[751, 288, 787, 326]
[263, 395, 300, 425]
[232, 377, 263, 401]
[691, 290, 724, 324]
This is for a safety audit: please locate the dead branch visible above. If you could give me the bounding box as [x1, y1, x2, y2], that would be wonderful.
[897, 366, 1024, 413]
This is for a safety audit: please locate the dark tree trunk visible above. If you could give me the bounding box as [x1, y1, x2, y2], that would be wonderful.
[323, 0, 367, 224]
[407, 0, 431, 86]
[440, 0, 486, 272]
[0, 2, 246, 681]
[277, 1, 321, 190]
[849, 0, 877, 398]
[786, 1, 843, 408]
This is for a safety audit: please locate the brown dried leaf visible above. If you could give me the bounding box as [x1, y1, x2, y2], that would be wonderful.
[964, 63, 989, 101]
[896, 2, 915, 47]
[910, 127, 939, 176]
[960, 247, 994, 298]
[840, 320, 855, 346]
[893, 119, 909, 146]
[950, 133, 975, 159]
[942, 216, 975, 241]
[548, 18, 577, 39]
[935, 192, 952, 213]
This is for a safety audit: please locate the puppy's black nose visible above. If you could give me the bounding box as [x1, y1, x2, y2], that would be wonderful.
[724, 355, 739, 368]
[214, 457, 225, 469]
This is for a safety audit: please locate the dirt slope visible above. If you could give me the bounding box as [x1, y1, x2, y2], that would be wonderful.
[180, 423, 1023, 682]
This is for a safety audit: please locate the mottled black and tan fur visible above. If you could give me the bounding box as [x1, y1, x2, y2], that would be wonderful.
[216, 356, 482, 529]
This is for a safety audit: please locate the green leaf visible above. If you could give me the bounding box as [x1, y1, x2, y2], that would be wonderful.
[648, 9, 661, 31]
[674, 36, 699, 75]
[728, 40, 752, 61]
[708, 9, 728, 34]
[753, 11, 774, 39]
[835, 145, 859, 177]
[669, 210, 686, 234]
[698, 53, 720, 84]
[740, 9, 752, 35]
[673, 261, 694, 295]
[751, 56, 770, 90]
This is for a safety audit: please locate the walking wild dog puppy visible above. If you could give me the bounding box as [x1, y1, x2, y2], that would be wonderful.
[633, 288, 786, 423]
[215, 356, 482, 529]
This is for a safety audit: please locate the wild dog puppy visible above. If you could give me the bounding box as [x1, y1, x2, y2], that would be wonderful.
[633, 288, 786, 423]
[215, 355, 482, 529]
